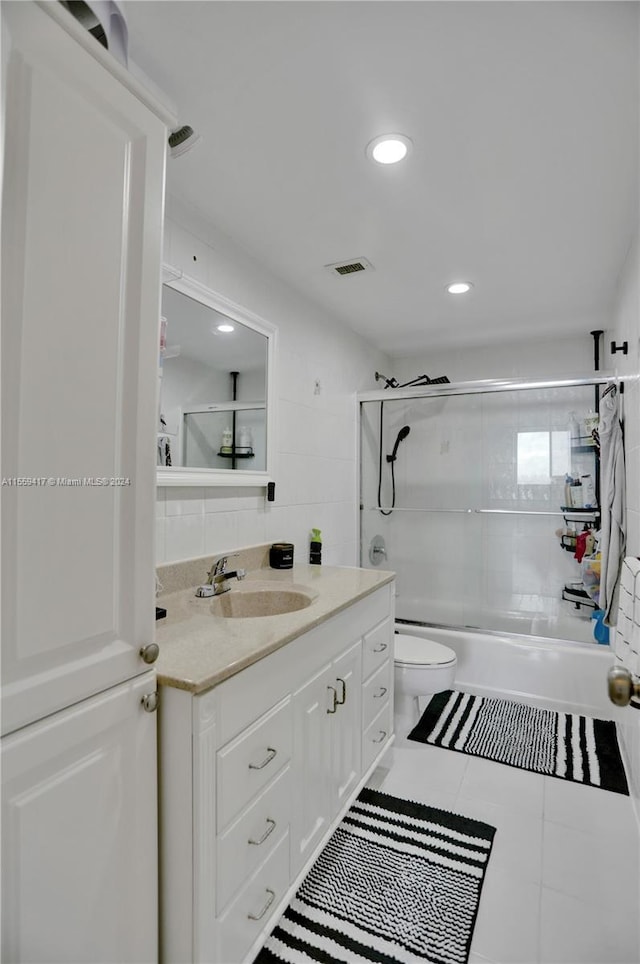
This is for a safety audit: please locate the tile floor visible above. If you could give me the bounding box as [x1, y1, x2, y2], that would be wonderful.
[369, 719, 640, 964]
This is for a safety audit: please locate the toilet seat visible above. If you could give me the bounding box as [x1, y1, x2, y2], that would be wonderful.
[395, 633, 456, 667]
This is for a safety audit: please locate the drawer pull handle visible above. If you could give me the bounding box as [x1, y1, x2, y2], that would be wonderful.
[374, 686, 388, 699]
[327, 686, 338, 714]
[336, 677, 347, 705]
[372, 730, 387, 744]
[247, 888, 275, 921]
[248, 747, 277, 770]
[248, 818, 276, 846]
[373, 642, 388, 653]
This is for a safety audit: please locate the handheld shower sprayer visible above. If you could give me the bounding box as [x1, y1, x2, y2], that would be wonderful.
[377, 417, 411, 516]
[387, 426, 411, 462]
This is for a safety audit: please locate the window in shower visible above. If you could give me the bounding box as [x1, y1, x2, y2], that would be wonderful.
[516, 431, 571, 485]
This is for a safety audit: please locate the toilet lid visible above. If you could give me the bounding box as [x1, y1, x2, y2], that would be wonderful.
[395, 633, 456, 667]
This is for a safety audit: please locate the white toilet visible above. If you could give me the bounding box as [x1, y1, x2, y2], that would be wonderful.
[394, 632, 457, 725]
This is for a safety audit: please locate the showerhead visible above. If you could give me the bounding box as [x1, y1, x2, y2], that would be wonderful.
[375, 371, 399, 389]
[387, 425, 411, 462]
[168, 125, 202, 158]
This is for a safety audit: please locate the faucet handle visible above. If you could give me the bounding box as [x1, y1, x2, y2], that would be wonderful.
[236, 568, 247, 581]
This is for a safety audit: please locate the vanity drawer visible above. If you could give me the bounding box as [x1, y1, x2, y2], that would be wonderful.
[362, 618, 392, 679]
[363, 701, 392, 773]
[362, 659, 391, 730]
[217, 831, 290, 964]
[216, 764, 291, 914]
[217, 697, 292, 831]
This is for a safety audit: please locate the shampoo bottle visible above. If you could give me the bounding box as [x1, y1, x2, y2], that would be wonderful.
[309, 528, 322, 565]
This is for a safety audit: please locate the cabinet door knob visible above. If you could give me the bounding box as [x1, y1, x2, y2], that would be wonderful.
[374, 686, 388, 699]
[248, 747, 277, 770]
[140, 643, 159, 664]
[336, 677, 346, 705]
[248, 818, 276, 846]
[247, 888, 275, 921]
[141, 691, 159, 713]
[372, 730, 387, 744]
[373, 642, 387, 653]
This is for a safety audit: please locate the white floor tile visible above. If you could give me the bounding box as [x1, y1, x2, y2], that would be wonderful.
[376, 757, 458, 813]
[387, 743, 469, 795]
[471, 868, 540, 964]
[458, 756, 545, 819]
[542, 820, 639, 913]
[540, 886, 639, 963]
[456, 794, 543, 885]
[544, 775, 638, 837]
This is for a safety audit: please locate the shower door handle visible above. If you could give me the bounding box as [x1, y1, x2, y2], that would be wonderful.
[607, 665, 640, 706]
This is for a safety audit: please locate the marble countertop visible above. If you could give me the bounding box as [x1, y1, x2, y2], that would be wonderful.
[154, 556, 395, 695]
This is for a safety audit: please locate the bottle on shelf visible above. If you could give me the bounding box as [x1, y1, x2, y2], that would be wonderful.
[221, 426, 232, 453]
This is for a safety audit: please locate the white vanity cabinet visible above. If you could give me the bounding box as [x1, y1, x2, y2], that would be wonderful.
[159, 582, 394, 964]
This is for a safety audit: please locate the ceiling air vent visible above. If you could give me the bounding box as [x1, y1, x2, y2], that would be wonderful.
[324, 257, 374, 277]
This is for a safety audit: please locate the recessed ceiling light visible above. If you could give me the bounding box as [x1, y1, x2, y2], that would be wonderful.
[446, 282, 473, 295]
[217, 323, 234, 333]
[366, 133, 412, 165]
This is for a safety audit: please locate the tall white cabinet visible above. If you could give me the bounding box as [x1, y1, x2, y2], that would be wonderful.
[1, 3, 173, 960]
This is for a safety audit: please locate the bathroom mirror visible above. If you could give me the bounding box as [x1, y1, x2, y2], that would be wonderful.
[157, 269, 276, 486]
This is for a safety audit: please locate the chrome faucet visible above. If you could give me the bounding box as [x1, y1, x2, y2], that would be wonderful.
[196, 554, 246, 597]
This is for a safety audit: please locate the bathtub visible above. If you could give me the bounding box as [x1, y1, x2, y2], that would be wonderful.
[395, 621, 621, 722]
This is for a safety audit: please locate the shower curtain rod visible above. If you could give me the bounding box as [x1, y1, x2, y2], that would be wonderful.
[357, 373, 617, 404]
[364, 507, 599, 517]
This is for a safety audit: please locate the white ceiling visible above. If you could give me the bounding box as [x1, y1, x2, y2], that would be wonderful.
[124, 1, 639, 356]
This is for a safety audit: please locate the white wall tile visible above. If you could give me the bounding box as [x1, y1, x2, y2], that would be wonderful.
[204, 510, 238, 556]
[155, 516, 166, 565]
[164, 514, 206, 563]
[165, 487, 205, 517]
[236, 507, 266, 548]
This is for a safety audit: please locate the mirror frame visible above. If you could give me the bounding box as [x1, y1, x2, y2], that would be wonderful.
[157, 265, 277, 487]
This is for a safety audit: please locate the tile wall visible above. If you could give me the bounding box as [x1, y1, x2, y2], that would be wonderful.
[156, 196, 388, 569]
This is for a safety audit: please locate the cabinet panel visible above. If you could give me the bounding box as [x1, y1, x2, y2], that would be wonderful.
[1, 673, 157, 964]
[330, 641, 362, 814]
[362, 658, 391, 730]
[1, 3, 166, 736]
[217, 697, 292, 831]
[290, 663, 333, 877]
[217, 832, 290, 964]
[363, 701, 393, 773]
[363, 618, 392, 679]
[217, 764, 291, 914]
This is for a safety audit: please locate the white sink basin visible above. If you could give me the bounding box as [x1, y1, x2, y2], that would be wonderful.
[210, 585, 316, 618]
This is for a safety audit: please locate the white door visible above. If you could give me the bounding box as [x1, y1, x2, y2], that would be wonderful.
[1, 2, 167, 735]
[330, 640, 362, 813]
[1, 672, 158, 964]
[290, 662, 333, 876]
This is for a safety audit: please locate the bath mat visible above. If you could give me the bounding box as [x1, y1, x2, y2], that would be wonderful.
[409, 690, 629, 795]
[255, 786, 496, 964]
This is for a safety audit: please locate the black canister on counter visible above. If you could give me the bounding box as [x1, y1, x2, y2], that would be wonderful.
[270, 542, 294, 569]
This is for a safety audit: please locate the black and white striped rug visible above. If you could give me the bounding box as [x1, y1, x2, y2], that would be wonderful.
[409, 690, 629, 795]
[255, 787, 495, 964]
